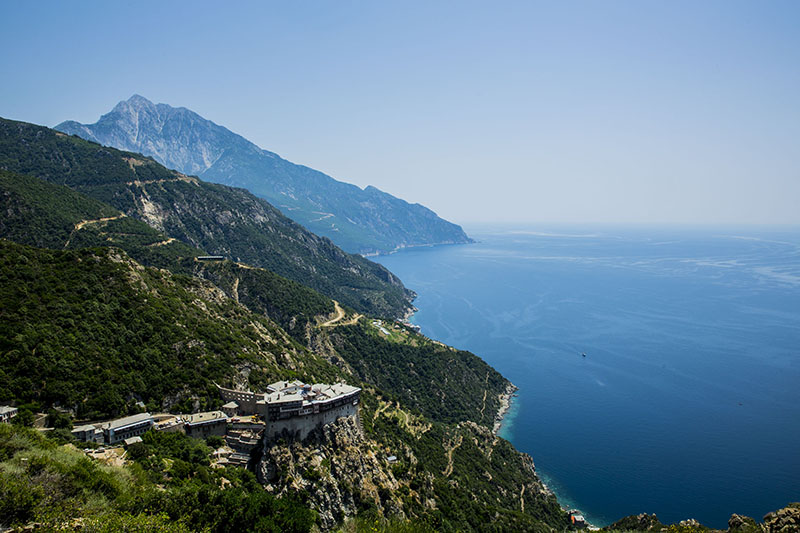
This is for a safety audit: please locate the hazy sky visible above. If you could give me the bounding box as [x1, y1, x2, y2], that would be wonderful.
[2, 1, 799, 225]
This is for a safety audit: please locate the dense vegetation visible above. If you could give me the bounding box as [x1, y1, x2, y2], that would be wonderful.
[0, 168, 338, 335]
[356, 394, 568, 533]
[187, 259, 334, 339]
[0, 116, 579, 532]
[328, 322, 508, 426]
[0, 169, 201, 268]
[0, 423, 315, 532]
[0, 116, 414, 318]
[0, 241, 344, 419]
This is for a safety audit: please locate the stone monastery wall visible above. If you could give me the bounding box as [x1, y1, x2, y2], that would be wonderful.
[268, 401, 358, 442]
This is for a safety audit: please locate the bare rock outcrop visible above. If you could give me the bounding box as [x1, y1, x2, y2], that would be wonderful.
[763, 503, 800, 533]
[256, 416, 404, 531]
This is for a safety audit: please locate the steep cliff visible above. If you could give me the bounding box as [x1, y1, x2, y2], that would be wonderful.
[255, 391, 567, 532]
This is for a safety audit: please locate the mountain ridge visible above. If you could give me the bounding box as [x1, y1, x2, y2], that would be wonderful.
[56, 95, 473, 254]
[0, 116, 413, 318]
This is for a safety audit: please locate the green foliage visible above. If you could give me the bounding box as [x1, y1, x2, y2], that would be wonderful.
[81, 512, 194, 533]
[0, 117, 414, 319]
[330, 323, 508, 426]
[189, 258, 334, 337]
[0, 169, 201, 269]
[0, 423, 314, 532]
[47, 409, 73, 429]
[205, 434, 225, 449]
[602, 513, 665, 532]
[0, 240, 344, 418]
[10, 407, 35, 427]
[337, 516, 438, 533]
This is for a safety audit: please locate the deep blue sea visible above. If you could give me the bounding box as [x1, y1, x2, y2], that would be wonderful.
[375, 225, 800, 528]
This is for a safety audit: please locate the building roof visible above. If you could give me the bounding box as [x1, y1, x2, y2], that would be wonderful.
[262, 381, 361, 409]
[104, 412, 153, 432]
[123, 436, 143, 446]
[264, 391, 304, 404]
[72, 424, 98, 433]
[184, 411, 228, 426]
[222, 401, 239, 409]
[266, 380, 305, 393]
[0, 405, 18, 414]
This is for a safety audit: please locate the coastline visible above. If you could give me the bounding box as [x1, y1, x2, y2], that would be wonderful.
[492, 382, 518, 435]
[491, 382, 600, 529]
[361, 239, 476, 258]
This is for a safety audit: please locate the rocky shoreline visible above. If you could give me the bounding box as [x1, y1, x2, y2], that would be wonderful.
[492, 382, 518, 435]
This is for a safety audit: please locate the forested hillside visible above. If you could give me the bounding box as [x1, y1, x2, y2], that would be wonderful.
[0, 117, 413, 319]
[0, 118, 572, 531]
[0, 241, 343, 418]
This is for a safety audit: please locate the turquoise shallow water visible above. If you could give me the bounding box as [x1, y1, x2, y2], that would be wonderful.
[376, 225, 800, 528]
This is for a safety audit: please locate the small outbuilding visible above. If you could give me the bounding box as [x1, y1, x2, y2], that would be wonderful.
[222, 401, 239, 417]
[123, 436, 143, 447]
[0, 405, 18, 424]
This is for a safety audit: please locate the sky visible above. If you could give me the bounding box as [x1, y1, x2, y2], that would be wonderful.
[1, 1, 799, 226]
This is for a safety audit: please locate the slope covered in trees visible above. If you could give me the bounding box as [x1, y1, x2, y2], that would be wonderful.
[0, 241, 344, 418]
[0, 117, 413, 319]
[0, 117, 573, 531]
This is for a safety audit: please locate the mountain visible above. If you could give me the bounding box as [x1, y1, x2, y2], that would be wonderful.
[56, 95, 473, 254]
[2, 114, 786, 532]
[0, 165, 512, 427]
[0, 240, 340, 418]
[0, 240, 566, 531]
[0, 128, 567, 529]
[0, 117, 413, 318]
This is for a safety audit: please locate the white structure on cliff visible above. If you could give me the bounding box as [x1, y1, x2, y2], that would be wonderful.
[217, 380, 360, 441]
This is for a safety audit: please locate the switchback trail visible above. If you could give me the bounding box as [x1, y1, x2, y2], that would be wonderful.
[64, 215, 126, 248]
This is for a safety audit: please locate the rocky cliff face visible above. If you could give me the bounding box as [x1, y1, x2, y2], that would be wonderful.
[57, 95, 230, 178]
[254, 398, 567, 532]
[56, 95, 473, 254]
[605, 503, 800, 532]
[256, 416, 404, 530]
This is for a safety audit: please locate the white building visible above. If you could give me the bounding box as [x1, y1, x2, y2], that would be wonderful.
[71, 423, 103, 443]
[101, 413, 154, 445]
[217, 380, 361, 442]
[0, 405, 18, 424]
[184, 411, 228, 439]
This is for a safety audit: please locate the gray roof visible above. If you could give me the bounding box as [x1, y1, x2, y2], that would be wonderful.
[105, 412, 153, 431]
[0, 406, 18, 414]
[72, 424, 98, 433]
[263, 381, 360, 408]
[184, 411, 228, 426]
[222, 401, 239, 408]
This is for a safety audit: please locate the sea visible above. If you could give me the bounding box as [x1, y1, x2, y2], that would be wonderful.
[374, 225, 800, 529]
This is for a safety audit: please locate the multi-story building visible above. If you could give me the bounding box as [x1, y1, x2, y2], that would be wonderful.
[101, 413, 154, 445]
[0, 405, 18, 424]
[217, 380, 361, 441]
[184, 411, 228, 439]
[71, 423, 103, 443]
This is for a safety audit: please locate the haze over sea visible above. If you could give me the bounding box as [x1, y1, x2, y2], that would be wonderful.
[375, 225, 800, 528]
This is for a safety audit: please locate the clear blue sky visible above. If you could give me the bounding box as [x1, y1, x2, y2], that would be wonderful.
[2, 1, 799, 225]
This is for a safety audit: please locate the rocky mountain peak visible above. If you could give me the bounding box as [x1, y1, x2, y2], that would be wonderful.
[56, 96, 474, 254]
[59, 95, 242, 177]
